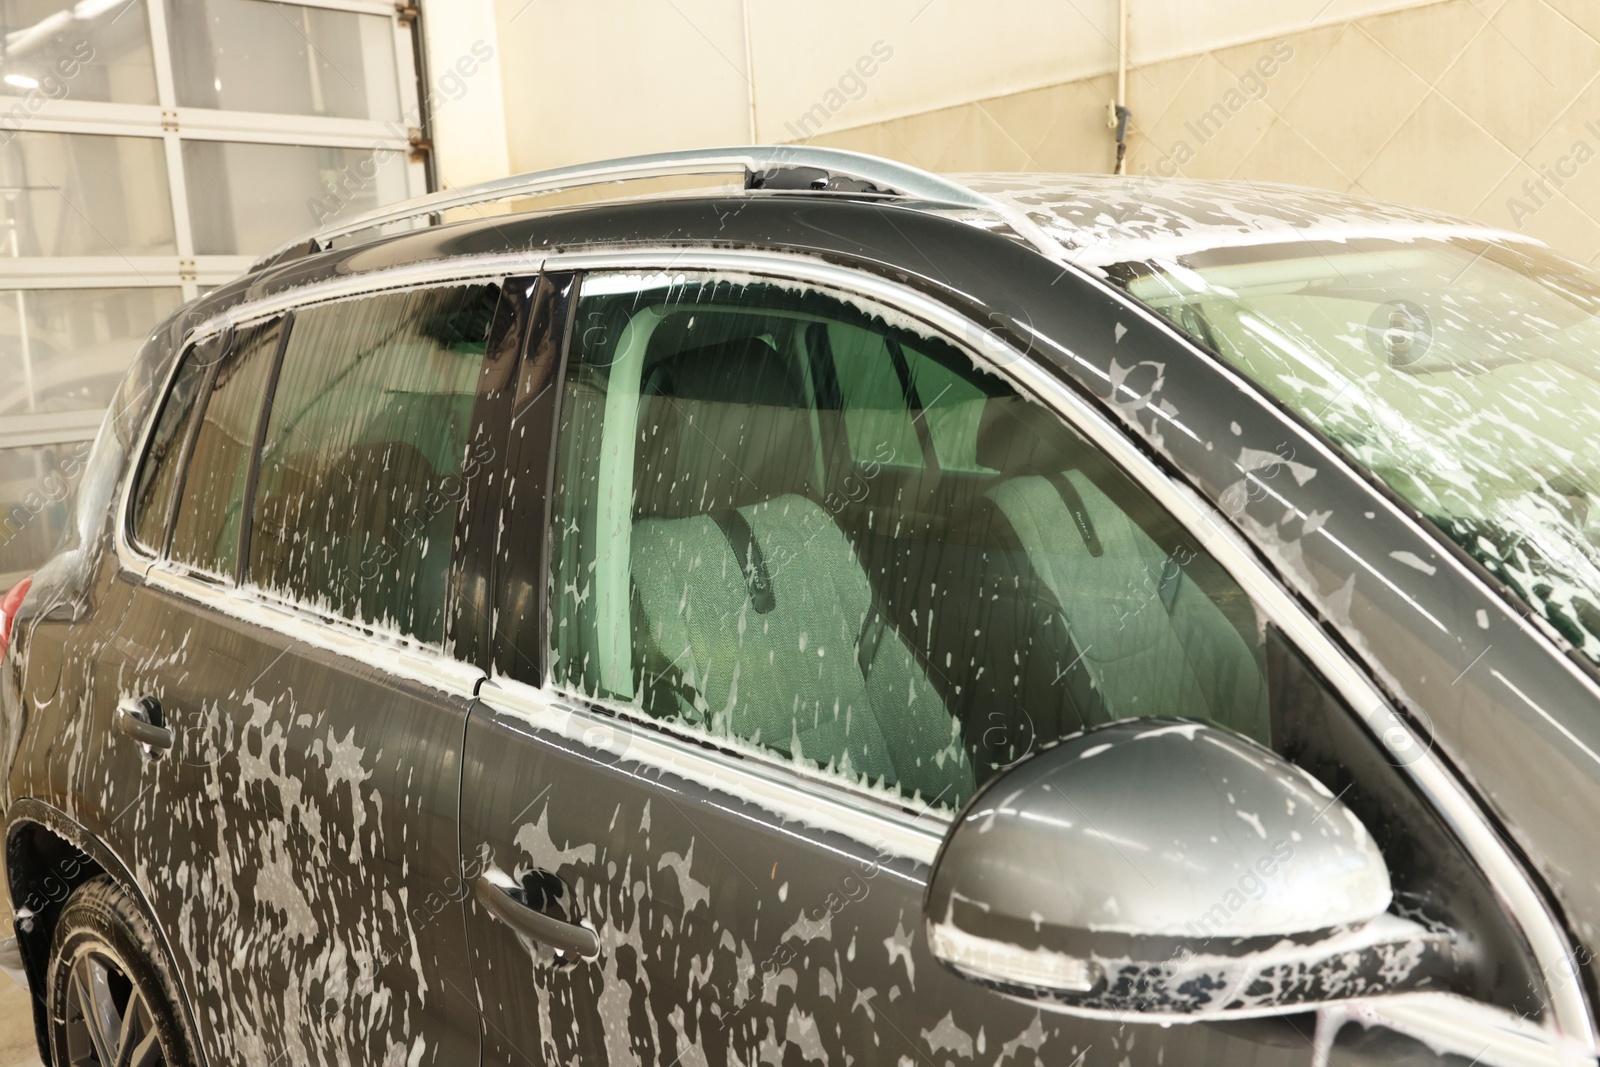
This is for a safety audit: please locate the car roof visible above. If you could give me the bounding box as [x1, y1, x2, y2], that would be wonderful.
[950, 173, 1539, 272]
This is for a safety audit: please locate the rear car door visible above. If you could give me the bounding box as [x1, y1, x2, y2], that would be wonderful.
[459, 262, 1553, 1065]
[82, 279, 515, 1065]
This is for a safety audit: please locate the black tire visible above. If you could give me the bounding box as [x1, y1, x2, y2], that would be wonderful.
[45, 876, 197, 1067]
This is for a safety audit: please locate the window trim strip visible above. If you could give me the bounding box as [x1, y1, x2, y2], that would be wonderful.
[476, 676, 947, 876]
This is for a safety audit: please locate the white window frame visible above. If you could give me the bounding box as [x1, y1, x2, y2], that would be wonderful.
[1, 0, 429, 455]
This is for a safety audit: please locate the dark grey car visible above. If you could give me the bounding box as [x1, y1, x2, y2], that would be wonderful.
[2, 147, 1597, 1066]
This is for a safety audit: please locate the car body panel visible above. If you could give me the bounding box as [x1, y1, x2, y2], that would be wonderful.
[462, 682, 1333, 1065]
[79, 568, 482, 1066]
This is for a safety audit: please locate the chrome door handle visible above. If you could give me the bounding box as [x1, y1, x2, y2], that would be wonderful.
[476, 866, 599, 961]
[115, 696, 172, 757]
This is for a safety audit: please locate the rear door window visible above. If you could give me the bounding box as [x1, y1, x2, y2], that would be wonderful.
[247, 284, 498, 645]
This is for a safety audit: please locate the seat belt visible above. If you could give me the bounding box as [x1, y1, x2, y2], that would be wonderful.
[712, 509, 776, 613]
[1157, 555, 1184, 614]
[856, 609, 887, 681]
[1045, 472, 1103, 556]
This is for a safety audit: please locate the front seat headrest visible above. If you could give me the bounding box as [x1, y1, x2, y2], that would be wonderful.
[975, 394, 1085, 474]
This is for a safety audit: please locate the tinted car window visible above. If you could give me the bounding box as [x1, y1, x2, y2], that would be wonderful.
[831, 325, 990, 472]
[1114, 237, 1600, 669]
[247, 284, 497, 645]
[170, 319, 282, 579]
[129, 335, 218, 555]
[545, 274, 1270, 811]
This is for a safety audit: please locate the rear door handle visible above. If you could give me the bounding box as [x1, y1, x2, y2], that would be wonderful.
[115, 696, 173, 758]
[476, 865, 599, 961]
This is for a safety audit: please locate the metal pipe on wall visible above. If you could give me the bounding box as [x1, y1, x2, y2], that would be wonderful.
[1112, 0, 1131, 175]
[1117, 0, 1127, 108]
[742, 0, 759, 142]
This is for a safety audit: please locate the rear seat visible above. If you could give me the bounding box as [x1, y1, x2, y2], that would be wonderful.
[627, 320, 974, 805]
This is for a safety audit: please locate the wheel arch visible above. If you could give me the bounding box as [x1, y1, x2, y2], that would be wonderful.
[5, 799, 209, 1067]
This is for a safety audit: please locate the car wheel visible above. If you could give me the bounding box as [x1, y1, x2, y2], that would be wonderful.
[46, 876, 195, 1067]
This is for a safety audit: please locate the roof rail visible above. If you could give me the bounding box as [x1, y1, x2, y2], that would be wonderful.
[253, 145, 1073, 272]
[254, 146, 984, 268]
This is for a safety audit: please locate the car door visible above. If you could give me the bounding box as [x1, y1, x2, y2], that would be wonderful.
[459, 261, 1552, 1066]
[82, 279, 518, 1066]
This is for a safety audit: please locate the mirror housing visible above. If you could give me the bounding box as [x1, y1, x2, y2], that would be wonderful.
[926, 719, 1461, 1019]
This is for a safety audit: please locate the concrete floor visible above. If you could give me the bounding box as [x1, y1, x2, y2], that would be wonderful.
[0, 881, 43, 1067]
[0, 982, 39, 1067]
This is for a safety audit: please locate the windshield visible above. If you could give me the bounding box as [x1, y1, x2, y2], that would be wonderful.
[1105, 235, 1600, 666]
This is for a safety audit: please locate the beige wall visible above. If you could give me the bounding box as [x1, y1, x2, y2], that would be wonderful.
[807, 0, 1600, 265]
[448, 0, 1600, 265]
[486, 0, 1444, 163]
[421, 0, 510, 188]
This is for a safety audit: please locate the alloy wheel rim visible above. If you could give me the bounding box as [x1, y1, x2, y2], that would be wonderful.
[63, 948, 165, 1067]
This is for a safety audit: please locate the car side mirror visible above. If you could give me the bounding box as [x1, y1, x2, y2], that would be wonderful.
[925, 718, 1461, 1018]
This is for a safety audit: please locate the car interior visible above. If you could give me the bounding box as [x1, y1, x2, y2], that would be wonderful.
[555, 278, 1270, 810]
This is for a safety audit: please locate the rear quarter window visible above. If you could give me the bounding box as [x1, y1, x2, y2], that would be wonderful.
[169, 319, 283, 579]
[128, 333, 222, 556]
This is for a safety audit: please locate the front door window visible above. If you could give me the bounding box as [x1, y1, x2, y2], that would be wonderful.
[543, 272, 1271, 811]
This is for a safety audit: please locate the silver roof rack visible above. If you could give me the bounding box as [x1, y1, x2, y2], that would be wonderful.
[253, 144, 1068, 270]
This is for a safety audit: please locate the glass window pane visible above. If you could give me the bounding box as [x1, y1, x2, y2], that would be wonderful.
[0, 439, 89, 580]
[1113, 238, 1600, 668]
[167, 0, 399, 121]
[129, 336, 214, 556]
[0, 287, 182, 416]
[0, 0, 158, 105]
[183, 139, 410, 255]
[546, 274, 1271, 811]
[830, 325, 993, 471]
[0, 131, 174, 256]
[170, 319, 280, 580]
[830, 324, 922, 466]
[248, 285, 496, 644]
[907, 351, 991, 471]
